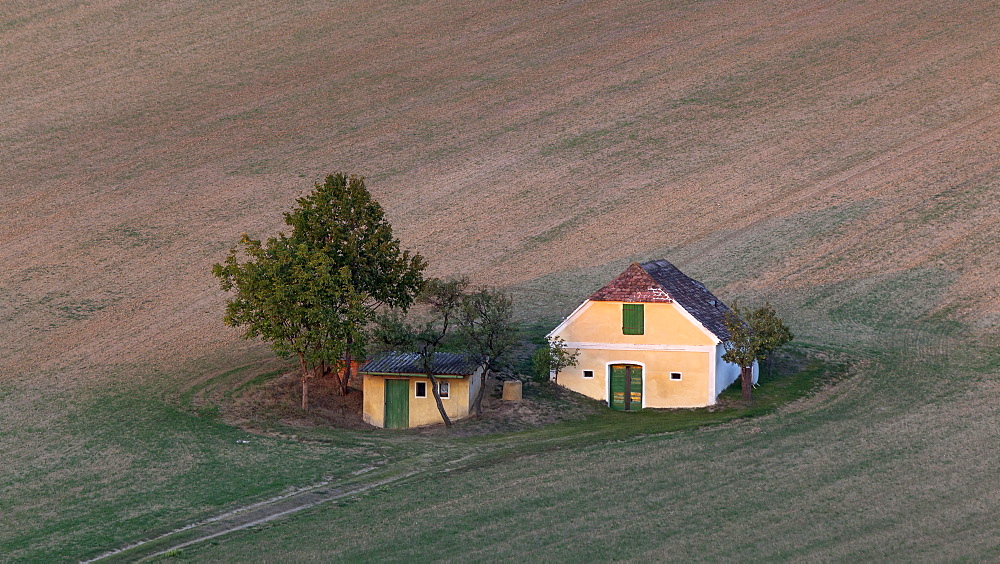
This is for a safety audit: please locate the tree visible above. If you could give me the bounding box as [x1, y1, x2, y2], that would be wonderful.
[459, 287, 519, 418]
[213, 173, 426, 410]
[532, 336, 580, 385]
[751, 303, 794, 379]
[374, 278, 469, 427]
[213, 235, 366, 410]
[721, 302, 794, 402]
[531, 346, 551, 384]
[285, 173, 426, 395]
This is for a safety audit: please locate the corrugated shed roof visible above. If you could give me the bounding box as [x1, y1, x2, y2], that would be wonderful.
[590, 260, 733, 340]
[359, 351, 478, 376]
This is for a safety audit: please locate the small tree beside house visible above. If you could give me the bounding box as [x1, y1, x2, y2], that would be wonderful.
[721, 302, 794, 402]
[459, 286, 519, 417]
[370, 281, 521, 427]
[373, 278, 469, 427]
[532, 336, 580, 385]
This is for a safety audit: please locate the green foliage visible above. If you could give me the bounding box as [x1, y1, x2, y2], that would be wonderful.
[212, 173, 426, 405]
[413, 278, 469, 354]
[284, 173, 427, 313]
[532, 337, 580, 384]
[722, 302, 794, 400]
[459, 287, 520, 415]
[722, 302, 794, 368]
[212, 233, 366, 371]
[373, 278, 472, 361]
[531, 346, 550, 383]
[376, 282, 521, 419]
[749, 304, 794, 359]
[459, 287, 519, 375]
[371, 310, 416, 354]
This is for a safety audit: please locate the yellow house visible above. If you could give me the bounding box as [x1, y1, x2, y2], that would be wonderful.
[547, 260, 756, 410]
[360, 352, 483, 428]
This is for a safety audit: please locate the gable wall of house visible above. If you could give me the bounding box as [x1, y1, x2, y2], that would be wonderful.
[557, 301, 717, 347]
[560, 348, 711, 408]
[362, 374, 473, 428]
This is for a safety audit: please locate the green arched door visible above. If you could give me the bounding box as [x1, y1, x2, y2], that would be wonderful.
[609, 364, 642, 411]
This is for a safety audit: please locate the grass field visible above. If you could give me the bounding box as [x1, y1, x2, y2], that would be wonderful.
[1, 0, 998, 560]
[5, 346, 847, 562]
[163, 357, 999, 562]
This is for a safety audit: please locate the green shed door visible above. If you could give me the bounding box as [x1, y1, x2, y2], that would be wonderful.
[384, 379, 410, 428]
[610, 365, 642, 411]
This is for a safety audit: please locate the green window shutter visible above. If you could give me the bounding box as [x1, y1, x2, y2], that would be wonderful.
[622, 304, 644, 335]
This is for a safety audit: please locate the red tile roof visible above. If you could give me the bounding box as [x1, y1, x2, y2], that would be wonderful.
[588, 262, 674, 303]
[589, 260, 733, 340]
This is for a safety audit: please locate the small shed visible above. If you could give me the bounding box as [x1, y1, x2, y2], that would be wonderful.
[359, 352, 483, 428]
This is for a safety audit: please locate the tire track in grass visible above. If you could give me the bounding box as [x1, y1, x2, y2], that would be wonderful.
[84, 465, 424, 563]
[82, 427, 652, 562]
[83, 353, 841, 561]
[85, 448, 501, 562]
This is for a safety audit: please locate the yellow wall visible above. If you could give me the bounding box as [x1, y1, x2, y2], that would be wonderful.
[362, 375, 385, 427]
[363, 374, 473, 428]
[551, 299, 719, 407]
[557, 301, 716, 346]
[557, 348, 711, 408]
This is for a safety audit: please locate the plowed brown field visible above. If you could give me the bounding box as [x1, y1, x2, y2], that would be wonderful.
[1, 0, 998, 559]
[2, 0, 996, 379]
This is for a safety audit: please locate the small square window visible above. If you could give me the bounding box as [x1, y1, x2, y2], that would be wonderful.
[670, 372, 682, 381]
[438, 381, 450, 399]
[583, 370, 594, 379]
[415, 381, 427, 398]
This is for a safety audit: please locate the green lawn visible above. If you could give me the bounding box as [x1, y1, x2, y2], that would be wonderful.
[0, 342, 843, 562]
[159, 338, 997, 562]
[4, 267, 994, 562]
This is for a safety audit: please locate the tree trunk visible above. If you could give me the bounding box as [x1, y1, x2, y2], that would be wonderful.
[740, 365, 753, 402]
[473, 367, 489, 418]
[340, 349, 353, 396]
[427, 374, 452, 427]
[299, 355, 310, 411]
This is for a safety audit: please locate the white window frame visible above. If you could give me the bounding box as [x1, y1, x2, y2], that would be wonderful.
[438, 381, 450, 399]
[670, 372, 683, 381]
[414, 380, 427, 398]
[583, 369, 594, 379]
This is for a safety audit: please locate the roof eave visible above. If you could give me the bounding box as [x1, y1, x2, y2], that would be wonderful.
[359, 371, 470, 378]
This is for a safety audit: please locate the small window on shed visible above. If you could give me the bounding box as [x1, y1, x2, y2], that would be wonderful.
[583, 370, 594, 379]
[670, 372, 682, 381]
[415, 381, 427, 398]
[438, 381, 450, 399]
[622, 303, 644, 335]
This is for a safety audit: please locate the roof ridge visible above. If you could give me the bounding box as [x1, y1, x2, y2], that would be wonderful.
[589, 262, 674, 303]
